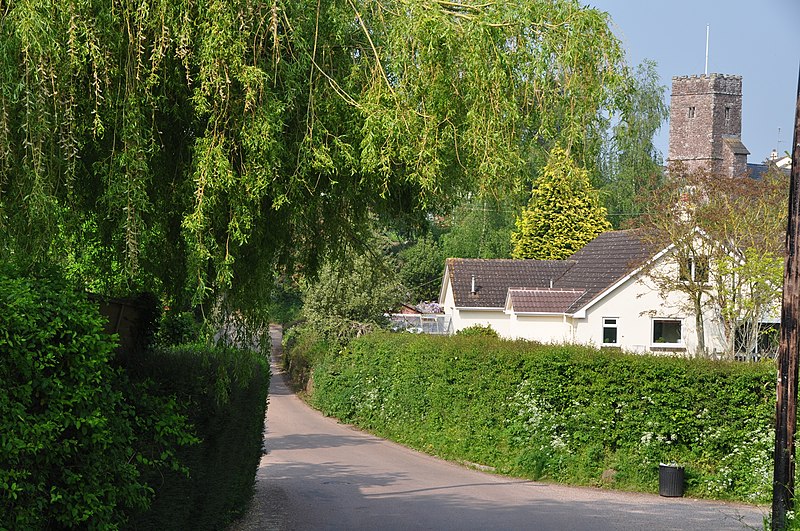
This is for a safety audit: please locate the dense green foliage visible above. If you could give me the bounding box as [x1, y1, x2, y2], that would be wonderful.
[598, 60, 669, 227]
[301, 247, 402, 345]
[0, 0, 631, 319]
[0, 266, 269, 529]
[455, 323, 499, 338]
[512, 147, 612, 259]
[282, 327, 333, 393]
[301, 332, 775, 502]
[441, 197, 516, 259]
[126, 344, 270, 530]
[0, 267, 195, 529]
[397, 234, 446, 303]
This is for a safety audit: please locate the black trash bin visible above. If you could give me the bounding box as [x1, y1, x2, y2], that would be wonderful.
[659, 463, 685, 497]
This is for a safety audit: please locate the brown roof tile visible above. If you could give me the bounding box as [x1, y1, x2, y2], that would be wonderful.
[558, 229, 652, 312]
[506, 288, 586, 313]
[444, 230, 654, 314]
[445, 258, 574, 308]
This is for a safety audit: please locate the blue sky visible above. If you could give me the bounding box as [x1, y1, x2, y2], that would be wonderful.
[586, 0, 799, 163]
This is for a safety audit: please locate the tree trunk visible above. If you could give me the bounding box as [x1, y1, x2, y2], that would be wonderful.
[694, 293, 706, 357]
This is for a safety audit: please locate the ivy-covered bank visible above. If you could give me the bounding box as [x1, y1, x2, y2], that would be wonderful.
[288, 331, 775, 503]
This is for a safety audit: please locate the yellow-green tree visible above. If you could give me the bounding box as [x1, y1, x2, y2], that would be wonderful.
[511, 147, 612, 259]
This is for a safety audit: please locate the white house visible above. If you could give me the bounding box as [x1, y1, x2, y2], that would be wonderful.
[438, 229, 763, 357]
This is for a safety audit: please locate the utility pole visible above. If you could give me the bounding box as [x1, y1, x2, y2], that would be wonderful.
[772, 64, 800, 531]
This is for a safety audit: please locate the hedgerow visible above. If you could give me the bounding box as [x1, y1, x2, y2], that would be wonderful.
[305, 331, 776, 502]
[126, 344, 270, 530]
[0, 266, 270, 530]
[0, 266, 193, 529]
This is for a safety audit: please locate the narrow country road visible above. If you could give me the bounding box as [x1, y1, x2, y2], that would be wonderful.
[230, 328, 767, 531]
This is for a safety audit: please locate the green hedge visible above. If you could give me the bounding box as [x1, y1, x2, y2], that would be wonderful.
[0, 267, 191, 529]
[308, 332, 776, 502]
[0, 266, 269, 529]
[125, 344, 269, 530]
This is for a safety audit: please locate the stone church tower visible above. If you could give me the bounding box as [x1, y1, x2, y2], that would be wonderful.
[667, 74, 749, 177]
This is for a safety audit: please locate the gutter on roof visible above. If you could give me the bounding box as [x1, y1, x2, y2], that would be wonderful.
[507, 310, 573, 317]
[455, 306, 504, 311]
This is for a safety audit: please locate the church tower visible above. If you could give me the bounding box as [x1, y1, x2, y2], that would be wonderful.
[667, 74, 749, 177]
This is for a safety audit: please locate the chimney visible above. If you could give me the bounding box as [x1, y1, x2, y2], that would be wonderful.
[471, 275, 476, 294]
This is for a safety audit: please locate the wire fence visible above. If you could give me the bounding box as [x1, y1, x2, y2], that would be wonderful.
[389, 314, 452, 335]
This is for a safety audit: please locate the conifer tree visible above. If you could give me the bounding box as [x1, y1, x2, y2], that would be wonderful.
[511, 147, 612, 259]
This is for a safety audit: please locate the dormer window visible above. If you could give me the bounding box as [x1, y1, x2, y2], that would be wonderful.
[688, 106, 696, 119]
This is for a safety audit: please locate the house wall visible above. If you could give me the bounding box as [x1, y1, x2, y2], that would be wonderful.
[441, 248, 732, 357]
[441, 279, 510, 336]
[453, 309, 510, 336]
[508, 314, 572, 343]
[572, 261, 726, 357]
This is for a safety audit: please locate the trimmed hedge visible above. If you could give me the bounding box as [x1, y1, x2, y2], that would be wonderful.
[0, 266, 269, 530]
[0, 267, 189, 529]
[307, 332, 776, 502]
[125, 344, 270, 530]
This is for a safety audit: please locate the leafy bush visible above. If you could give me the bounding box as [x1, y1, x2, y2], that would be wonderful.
[455, 323, 499, 338]
[307, 332, 776, 502]
[396, 234, 445, 302]
[301, 250, 402, 346]
[282, 326, 332, 392]
[125, 344, 269, 530]
[158, 310, 202, 346]
[0, 266, 192, 529]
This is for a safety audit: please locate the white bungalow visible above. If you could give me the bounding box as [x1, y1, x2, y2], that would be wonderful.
[438, 230, 748, 357]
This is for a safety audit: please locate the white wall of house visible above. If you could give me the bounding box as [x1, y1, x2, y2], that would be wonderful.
[507, 313, 572, 343]
[452, 309, 510, 336]
[441, 249, 729, 357]
[440, 279, 511, 336]
[571, 261, 726, 357]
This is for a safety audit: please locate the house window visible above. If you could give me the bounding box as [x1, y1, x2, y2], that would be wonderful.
[688, 106, 696, 119]
[602, 317, 618, 344]
[678, 256, 709, 283]
[653, 319, 682, 346]
[724, 106, 731, 125]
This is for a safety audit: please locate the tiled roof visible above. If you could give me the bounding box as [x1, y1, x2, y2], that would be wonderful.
[444, 258, 574, 308]
[558, 229, 653, 313]
[506, 288, 586, 314]
[722, 135, 750, 155]
[444, 230, 655, 314]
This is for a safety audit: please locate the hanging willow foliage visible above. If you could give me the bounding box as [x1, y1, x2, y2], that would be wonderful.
[0, 0, 631, 315]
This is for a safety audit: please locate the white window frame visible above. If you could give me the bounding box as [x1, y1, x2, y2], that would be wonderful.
[651, 318, 683, 348]
[602, 317, 618, 345]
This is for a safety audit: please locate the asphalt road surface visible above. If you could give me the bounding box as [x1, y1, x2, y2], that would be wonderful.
[231, 333, 767, 530]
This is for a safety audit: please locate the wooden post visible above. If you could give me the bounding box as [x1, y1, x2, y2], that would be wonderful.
[772, 65, 800, 531]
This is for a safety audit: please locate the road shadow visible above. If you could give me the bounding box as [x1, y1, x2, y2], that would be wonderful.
[265, 432, 375, 452]
[233, 457, 766, 531]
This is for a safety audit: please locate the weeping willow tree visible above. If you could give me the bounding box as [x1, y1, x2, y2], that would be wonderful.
[0, 0, 631, 320]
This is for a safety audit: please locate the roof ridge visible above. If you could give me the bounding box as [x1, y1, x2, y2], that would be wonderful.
[508, 287, 585, 293]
